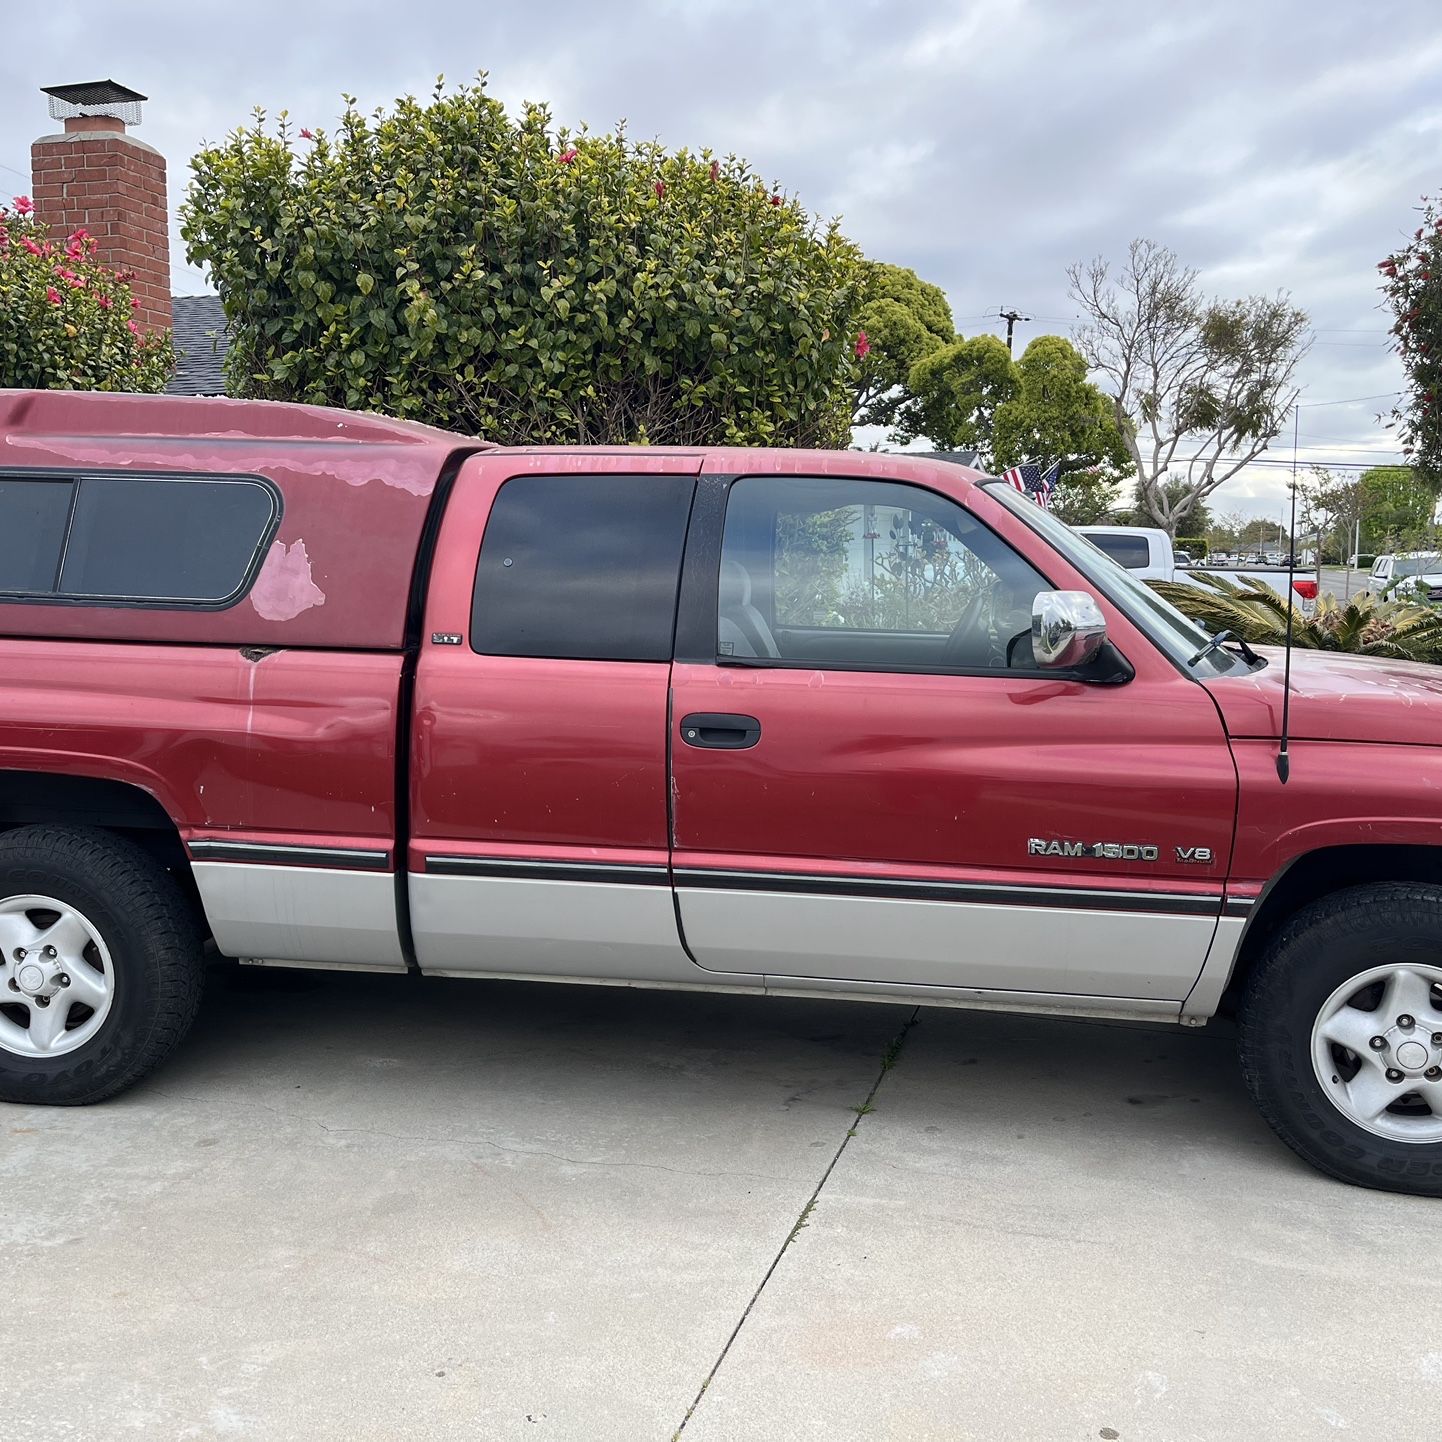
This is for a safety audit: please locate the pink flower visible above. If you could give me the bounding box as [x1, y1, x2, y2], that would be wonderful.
[709, 160, 720, 183]
[127, 318, 139, 334]
[299, 128, 314, 140]
[45, 286, 61, 304]
[22, 237, 42, 257]
[131, 297, 141, 310]
[654, 180, 666, 198]
[770, 193, 782, 206]
[98, 294, 112, 309]
[854, 330, 871, 359]
[557, 146, 578, 165]
[13, 195, 33, 215]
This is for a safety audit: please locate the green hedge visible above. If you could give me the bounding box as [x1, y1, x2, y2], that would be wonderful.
[182, 80, 867, 445]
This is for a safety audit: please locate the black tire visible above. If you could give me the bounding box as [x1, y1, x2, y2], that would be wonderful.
[1239, 881, 1442, 1197]
[0, 825, 203, 1105]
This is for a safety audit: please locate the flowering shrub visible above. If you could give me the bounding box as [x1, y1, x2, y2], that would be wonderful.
[1380, 195, 1442, 485]
[180, 79, 867, 445]
[0, 198, 174, 392]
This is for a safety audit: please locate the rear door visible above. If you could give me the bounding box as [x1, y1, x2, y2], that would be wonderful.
[669, 470, 1237, 1003]
[408, 453, 702, 980]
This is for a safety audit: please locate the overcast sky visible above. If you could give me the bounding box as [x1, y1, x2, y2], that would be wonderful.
[5, 0, 1439, 519]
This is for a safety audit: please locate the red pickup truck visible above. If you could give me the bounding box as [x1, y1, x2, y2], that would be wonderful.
[3, 389, 1442, 1196]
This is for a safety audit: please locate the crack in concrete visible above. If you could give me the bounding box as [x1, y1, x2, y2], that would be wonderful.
[672, 1007, 921, 1439]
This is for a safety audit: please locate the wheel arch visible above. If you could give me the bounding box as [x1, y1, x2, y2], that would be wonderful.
[0, 769, 200, 922]
[1216, 844, 1442, 1017]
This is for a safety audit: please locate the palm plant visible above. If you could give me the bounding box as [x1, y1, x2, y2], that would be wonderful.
[1150, 572, 1442, 664]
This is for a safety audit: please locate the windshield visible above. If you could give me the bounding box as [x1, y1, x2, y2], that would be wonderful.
[984, 483, 1252, 676]
[1395, 555, 1442, 577]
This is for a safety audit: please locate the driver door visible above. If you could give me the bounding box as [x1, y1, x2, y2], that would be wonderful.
[668, 470, 1237, 1002]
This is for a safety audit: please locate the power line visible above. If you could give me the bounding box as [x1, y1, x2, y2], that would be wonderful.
[1298, 391, 1401, 408]
[0, 158, 30, 183]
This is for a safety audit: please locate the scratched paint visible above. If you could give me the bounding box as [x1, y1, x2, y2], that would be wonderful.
[251, 540, 326, 621]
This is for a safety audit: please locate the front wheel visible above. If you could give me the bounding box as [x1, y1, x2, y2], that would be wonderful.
[0, 826, 203, 1105]
[1239, 882, 1442, 1196]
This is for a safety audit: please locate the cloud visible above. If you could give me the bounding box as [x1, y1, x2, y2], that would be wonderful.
[3, 0, 1436, 516]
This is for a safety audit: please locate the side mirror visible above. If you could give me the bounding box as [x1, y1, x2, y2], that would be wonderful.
[1032, 590, 1107, 669]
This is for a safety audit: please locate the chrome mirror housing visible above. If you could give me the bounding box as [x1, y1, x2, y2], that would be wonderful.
[1031, 590, 1107, 669]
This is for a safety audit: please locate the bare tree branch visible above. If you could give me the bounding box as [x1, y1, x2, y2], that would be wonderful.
[1068, 238, 1310, 535]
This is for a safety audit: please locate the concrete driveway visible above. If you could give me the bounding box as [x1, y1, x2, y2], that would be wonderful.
[2, 967, 1432, 1441]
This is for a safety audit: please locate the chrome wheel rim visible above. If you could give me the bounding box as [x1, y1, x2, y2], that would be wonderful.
[0, 895, 115, 1059]
[1311, 963, 1442, 1144]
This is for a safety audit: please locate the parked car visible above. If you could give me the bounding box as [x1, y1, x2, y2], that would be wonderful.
[1368, 552, 1442, 602]
[4, 389, 1442, 1196]
[1075, 526, 1178, 580]
[1076, 527, 1288, 594]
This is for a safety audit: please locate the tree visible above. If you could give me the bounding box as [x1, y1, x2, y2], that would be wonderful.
[1206, 510, 1250, 552]
[1236, 516, 1289, 551]
[1068, 238, 1310, 536]
[897, 333, 1016, 458]
[1379, 194, 1441, 487]
[182, 79, 866, 446]
[1123, 479, 1212, 535]
[851, 262, 953, 429]
[898, 332, 1130, 523]
[1359, 465, 1435, 550]
[0, 197, 174, 392]
[1303, 467, 1365, 559]
[992, 336, 1131, 523]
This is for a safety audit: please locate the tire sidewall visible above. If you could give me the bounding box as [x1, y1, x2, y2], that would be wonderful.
[1246, 891, 1442, 1193]
[0, 851, 165, 1096]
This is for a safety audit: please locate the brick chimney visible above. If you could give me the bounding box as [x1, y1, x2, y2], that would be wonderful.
[30, 81, 171, 333]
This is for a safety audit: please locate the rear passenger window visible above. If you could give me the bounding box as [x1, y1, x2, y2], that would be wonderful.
[61, 477, 278, 602]
[471, 474, 694, 661]
[0, 472, 279, 607]
[1086, 532, 1149, 570]
[0, 478, 73, 593]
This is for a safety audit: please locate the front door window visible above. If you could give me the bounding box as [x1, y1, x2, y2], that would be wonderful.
[717, 475, 1050, 672]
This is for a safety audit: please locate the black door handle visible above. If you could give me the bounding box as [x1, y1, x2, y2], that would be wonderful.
[679, 713, 762, 750]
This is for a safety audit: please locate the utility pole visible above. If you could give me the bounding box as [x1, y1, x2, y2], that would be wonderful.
[996, 307, 1031, 355]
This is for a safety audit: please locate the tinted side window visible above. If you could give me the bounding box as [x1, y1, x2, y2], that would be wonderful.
[0, 478, 74, 594]
[1086, 532, 1150, 569]
[472, 474, 694, 661]
[718, 475, 1049, 672]
[60, 477, 278, 602]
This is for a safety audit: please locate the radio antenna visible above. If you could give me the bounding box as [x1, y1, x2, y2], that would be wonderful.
[1276, 405, 1299, 783]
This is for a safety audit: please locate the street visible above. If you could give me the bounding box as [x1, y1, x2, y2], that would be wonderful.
[2, 966, 1431, 1441]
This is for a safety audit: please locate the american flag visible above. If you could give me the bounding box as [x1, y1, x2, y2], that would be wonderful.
[1033, 461, 1061, 509]
[1000, 461, 1059, 508]
[1000, 462, 1041, 496]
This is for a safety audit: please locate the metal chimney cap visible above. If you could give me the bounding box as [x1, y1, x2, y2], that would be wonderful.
[41, 81, 147, 126]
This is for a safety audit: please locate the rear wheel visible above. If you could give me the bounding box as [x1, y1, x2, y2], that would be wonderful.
[1239, 882, 1442, 1196]
[0, 826, 203, 1105]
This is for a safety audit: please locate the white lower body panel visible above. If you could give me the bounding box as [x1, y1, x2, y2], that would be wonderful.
[676, 888, 1217, 1000]
[408, 873, 701, 982]
[192, 862, 405, 971]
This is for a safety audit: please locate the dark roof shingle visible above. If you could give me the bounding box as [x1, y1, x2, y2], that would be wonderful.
[167, 294, 230, 396]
